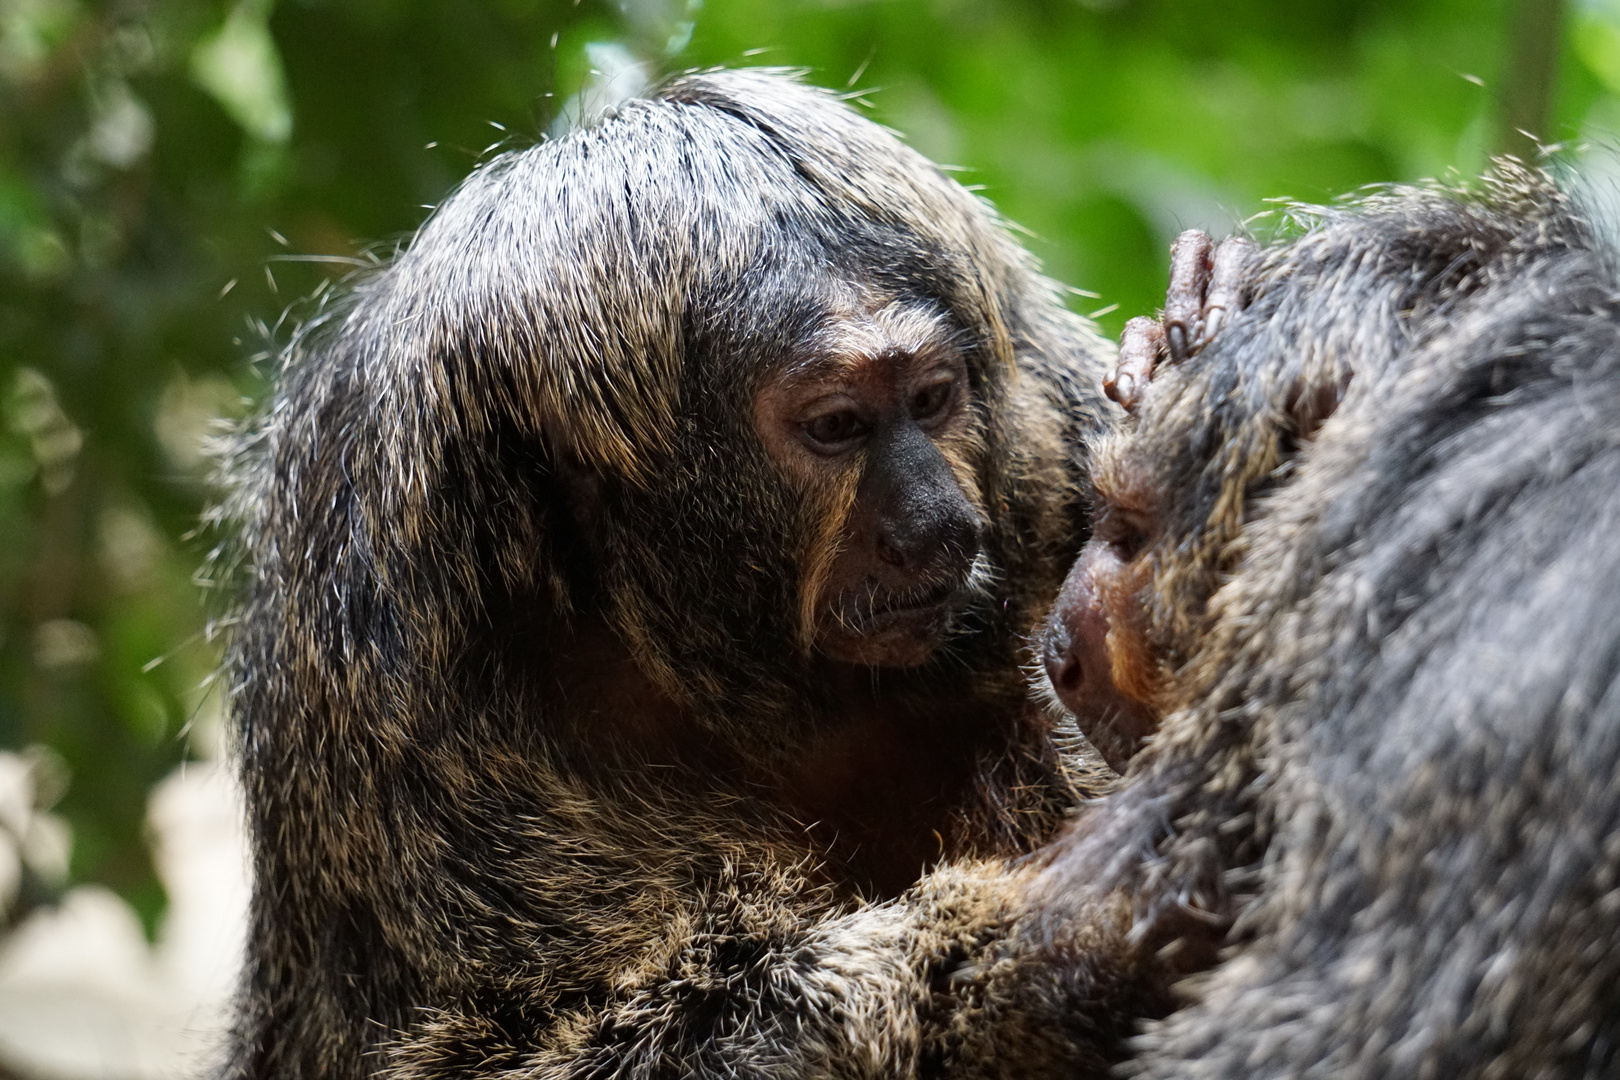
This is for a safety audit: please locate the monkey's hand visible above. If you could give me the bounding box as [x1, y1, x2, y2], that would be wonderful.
[1106, 231, 1259, 413]
[912, 861, 1145, 1080]
[1034, 776, 1228, 973]
[931, 777, 1231, 1076]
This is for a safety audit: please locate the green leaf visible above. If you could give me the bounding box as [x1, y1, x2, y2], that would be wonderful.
[190, 0, 293, 144]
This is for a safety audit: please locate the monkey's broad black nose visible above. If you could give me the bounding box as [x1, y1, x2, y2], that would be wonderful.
[868, 421, 981, 573]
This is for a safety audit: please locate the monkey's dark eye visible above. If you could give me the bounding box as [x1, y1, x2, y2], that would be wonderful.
[910, 378, 955, 424]
[802, 410, 870, 451]
[1095, 507, 1150, 561]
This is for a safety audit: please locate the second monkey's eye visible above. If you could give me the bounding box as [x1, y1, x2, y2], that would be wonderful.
[1094, 506, 1150, 561]
[801, 409, 870, 452]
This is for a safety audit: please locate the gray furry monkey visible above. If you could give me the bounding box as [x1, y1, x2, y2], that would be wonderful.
[1039, 164, 1620, 1076]
[219, 69, 1161, 1079]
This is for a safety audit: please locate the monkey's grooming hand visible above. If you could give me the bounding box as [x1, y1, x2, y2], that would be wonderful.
[1105, 231, 1258, 413]
[922, 788, 1230, 1079]
[1025, 782, 1228, 985]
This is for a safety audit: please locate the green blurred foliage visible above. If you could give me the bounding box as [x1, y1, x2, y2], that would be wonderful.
[0, 0, 1609, 932]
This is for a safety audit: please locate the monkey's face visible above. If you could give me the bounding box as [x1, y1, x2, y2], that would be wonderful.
[1039, 350, 1259, 770]
[1038, 233, 1339, 769]
[1037, 366, 1262, 771]
[753, 293, 989, 669]
[1040, 443, 1164, 771]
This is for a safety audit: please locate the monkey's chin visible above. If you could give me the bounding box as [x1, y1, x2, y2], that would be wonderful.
[817, 603, 955, 668]
[1054, 689, 1159, 773]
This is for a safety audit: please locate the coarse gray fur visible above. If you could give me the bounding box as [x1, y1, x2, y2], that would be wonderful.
[214, 69, 1139, 1079]
[1042, 164, 1620, 1078]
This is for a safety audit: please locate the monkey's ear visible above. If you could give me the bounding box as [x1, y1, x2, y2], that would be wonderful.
[1283, 367, 1353, 444]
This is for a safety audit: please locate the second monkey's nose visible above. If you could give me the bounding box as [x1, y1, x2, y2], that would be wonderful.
[1042, 616, 1084, 702]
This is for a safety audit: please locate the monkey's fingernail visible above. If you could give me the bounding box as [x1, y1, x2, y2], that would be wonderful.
[1115, 373, 1136, 407]
[1166, 324, 1189, 362]
[1201, 305, 1225, 342]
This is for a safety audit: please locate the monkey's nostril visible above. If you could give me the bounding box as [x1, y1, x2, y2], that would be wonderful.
[876, 530, 910, 568]
[1046, 652, 1083, 697]
[1042, 626, 1082, 695]
[876, 516, 980, 572]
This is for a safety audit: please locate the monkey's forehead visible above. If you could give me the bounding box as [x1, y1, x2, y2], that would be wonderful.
[784, 293, 956, 364]
[1089, 430, 1162, 510]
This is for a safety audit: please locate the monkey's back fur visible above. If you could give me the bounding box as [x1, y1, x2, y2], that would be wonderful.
[1058, 167, 1620, 1078]
[217, 70, 1126, 1079]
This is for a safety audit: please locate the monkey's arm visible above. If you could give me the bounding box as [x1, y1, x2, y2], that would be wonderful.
[920, 868, 1170, 1080]
[378, 860, 1153, 1080]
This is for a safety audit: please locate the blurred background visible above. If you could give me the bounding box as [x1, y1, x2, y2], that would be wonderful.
[0, 0, 1608, 1075]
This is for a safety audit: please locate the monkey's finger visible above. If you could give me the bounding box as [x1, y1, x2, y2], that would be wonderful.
[1200, 236, 1259, 346]
[1107, 318, 1168, 412]
[1164, 230, 1214, 364]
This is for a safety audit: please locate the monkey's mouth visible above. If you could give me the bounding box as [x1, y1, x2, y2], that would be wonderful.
[840, 580, 964, 634]
[817, 554, 992, 667]
[816, 578, 974, 668]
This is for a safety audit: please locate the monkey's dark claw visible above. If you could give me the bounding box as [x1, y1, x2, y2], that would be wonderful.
[1109, 317, 1167, 413]
[1165, 323, 1189, 363]
[1164, 230, 1214, 364]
